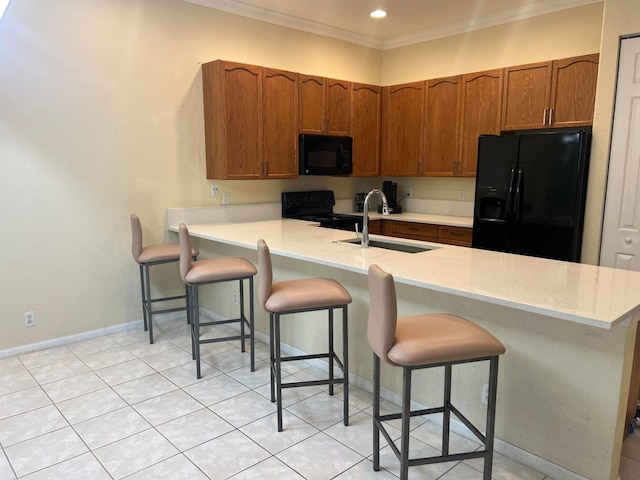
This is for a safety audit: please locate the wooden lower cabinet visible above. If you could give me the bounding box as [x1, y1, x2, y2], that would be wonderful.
[381, 220, 472, 247]
[368, 220, 382, 234]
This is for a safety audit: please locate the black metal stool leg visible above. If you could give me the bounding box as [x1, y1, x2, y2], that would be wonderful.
[443, 364, 452, 456]
[373, 353, 381, 471]
[329, 308, 334, 396]
[275, 314, 283, 432]
[139, 264, 148, 332]
[239, 279, 246, 353]
[342, 304, 349, 426]
[145, 263, 154, 344]
[400, 366, 412, 480]
[484, 356, 500, 480]
[269, 313, 275, 402]
[249, 277, 255, 372]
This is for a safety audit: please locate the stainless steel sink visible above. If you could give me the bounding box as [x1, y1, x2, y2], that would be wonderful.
[338, 238, 436, 254]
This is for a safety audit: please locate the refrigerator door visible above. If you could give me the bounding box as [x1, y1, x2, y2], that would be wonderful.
[513, 130, 589, 261]
[472, 135, 520, 252]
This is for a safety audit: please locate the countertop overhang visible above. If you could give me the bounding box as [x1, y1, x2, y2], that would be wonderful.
[169, 218, 640, 330]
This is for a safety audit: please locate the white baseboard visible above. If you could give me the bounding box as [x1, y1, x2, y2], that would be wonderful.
[0, 308, 595, 480]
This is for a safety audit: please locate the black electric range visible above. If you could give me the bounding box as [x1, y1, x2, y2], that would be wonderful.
[281, 190, 364, 232]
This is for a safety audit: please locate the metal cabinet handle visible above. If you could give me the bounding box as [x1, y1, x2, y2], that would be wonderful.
[548, 108, 553, 125]
[542, 109, 547, 125]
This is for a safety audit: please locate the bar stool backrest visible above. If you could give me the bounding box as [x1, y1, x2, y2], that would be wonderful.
[256, 239, 273, 309]
[367, 264, 398, 365]
[130, 214, 143, 262]
[178, 224, 194, 283]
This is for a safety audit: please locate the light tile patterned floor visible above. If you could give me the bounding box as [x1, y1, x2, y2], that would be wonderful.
[0, 319, 563, 479]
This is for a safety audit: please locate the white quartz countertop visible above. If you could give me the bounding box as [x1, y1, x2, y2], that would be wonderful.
[340, 211, 473, 228]
[170, 219, 640, 329]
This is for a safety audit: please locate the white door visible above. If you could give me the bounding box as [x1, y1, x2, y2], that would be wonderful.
[600, 36, 640, 269]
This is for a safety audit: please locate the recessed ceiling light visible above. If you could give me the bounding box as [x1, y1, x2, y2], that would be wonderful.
[370, 9, 387, 19]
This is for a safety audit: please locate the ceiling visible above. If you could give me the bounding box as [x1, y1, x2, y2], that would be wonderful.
[184, 0, 601, 50]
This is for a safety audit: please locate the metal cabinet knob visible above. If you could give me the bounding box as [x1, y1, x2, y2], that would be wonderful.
[625, 237, 632, 244]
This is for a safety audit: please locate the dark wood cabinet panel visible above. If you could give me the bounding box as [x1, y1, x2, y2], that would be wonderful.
[502, 54, 598, 130]
[381, 81, 426, 176]
[350, 82, 381, 176]
[299, 75, 350, 135]
[203, 61, 263, 179]
[458, 69, 503, 177]
[381, 220, 472, 247]
[423, 76, 462, 176]
[203, 61, 298, 179]
[262, 68, 299, 179]
[501, 61, 552, 131]
[550, 53, 599, 128]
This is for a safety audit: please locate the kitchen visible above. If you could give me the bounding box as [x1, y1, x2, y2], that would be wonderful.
[1, 0, 640, 479]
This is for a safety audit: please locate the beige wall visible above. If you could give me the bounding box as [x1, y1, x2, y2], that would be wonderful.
[0, 0, 624, 353]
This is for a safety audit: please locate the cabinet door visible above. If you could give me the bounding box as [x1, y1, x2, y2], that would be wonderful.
[326, 79, 351, 135]
[299, 75, 325, 134]
[381, 82, 425, 176]
[203, 61, 262, 179]
[549, 53, 599, 127]
[350, 83, 381, 176]
[423, 76, 461, 176]
[501, 61, 552, 131]
[458, 69, 503, 177]
[263, 68, 298, 179]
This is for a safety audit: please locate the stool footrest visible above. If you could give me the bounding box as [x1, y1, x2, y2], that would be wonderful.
[148, 294, 187, 304]
[281, 378, 345, 389]
[144, 304, 189, 315]
[199, 316, 249, 328]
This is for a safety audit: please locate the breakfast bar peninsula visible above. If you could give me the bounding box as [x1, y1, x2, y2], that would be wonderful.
[169, 211, 640, 480]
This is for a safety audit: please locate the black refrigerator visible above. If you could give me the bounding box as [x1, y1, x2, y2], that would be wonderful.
[472, 128, 591, 262]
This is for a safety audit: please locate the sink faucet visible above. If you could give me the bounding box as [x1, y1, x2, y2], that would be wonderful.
[361, 188, 389, 248]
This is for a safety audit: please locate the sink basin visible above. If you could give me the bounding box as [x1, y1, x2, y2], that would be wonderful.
[338, 238, 436, 254]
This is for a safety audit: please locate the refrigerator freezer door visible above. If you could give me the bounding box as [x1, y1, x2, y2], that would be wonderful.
[514, 131, 589, 261]
[472, 135, 520, 252]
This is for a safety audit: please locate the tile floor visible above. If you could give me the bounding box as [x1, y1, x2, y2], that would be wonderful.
[0, 318, 601, 479]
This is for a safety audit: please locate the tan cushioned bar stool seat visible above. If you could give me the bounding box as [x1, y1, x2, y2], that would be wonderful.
[265, 278, 352, 313]
[388, 313, 505, 367]
[183, 258, 257, 285]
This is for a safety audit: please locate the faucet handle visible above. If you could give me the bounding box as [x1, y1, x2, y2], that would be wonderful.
[355, 223, 361, 239]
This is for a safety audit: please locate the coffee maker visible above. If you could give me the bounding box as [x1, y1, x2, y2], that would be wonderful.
[381, 181, 402, 214]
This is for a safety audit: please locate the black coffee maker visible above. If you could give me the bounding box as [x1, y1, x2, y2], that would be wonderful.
[381, 180, 402, 214]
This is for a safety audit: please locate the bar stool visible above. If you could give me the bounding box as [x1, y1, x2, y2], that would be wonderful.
[367, 264, 506, 480]
[179, 224, 257, 379]
[257, 239, 352, 432]
[130, 214, 199, 344]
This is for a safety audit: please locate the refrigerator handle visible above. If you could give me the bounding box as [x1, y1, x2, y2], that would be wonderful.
[505, 166, 516, 220]
[514, 167, 524, 224]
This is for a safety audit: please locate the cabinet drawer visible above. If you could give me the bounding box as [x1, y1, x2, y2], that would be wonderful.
[385, 221, 438, 241]
[439, 226, 472, 243]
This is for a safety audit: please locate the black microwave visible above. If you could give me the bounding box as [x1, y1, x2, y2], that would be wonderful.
[299, 134, 353, 175]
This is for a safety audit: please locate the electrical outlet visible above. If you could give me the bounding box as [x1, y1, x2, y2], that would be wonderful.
[482, 383, 489, 405]
[210, 184, 219, 197]
[233, 291, 239, 304]
[458, 190, 465, 201]
[223, 192, 230, 205]
[24, 311, 36, 327]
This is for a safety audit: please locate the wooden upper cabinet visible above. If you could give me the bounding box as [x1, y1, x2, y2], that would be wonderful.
[550, 53, 599, 128]
[202, 61, 298, 180]
[299, 75, 350, 135]
[502, 54, 599, 130]
[350, 82, 381, 176]
[458, 69, 503, 177]
[203, 61, 262, 179]
[262, 68, 299, 179]
[501, 61, 552, 131]
[423, 76, 462, 176]
[381, 81, 426, 176]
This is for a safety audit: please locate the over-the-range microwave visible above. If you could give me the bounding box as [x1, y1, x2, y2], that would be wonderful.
[299, 134, 353, 175]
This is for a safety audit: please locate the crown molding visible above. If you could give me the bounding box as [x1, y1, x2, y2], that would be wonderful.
[184, 0, 602, 51]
